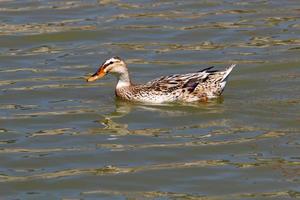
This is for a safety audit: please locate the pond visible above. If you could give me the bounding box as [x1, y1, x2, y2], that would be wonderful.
[0, 0, 299, 199]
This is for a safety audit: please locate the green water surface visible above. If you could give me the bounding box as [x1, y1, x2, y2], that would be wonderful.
[0, 0, 300, 199]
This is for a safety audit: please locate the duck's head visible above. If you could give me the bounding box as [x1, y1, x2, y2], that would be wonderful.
[87, 56, 127, 82]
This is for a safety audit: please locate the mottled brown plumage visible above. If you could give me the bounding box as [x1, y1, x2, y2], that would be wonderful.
[87, 57, 236, 103]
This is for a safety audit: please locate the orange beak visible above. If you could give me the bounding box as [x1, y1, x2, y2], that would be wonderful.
[86, 68, 106, 82]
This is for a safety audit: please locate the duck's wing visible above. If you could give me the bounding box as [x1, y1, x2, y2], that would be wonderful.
[145, 70, 211, 93]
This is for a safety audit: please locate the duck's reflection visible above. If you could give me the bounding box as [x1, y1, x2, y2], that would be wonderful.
[110, 96, 223, 117]
[90, 97, 225, 136]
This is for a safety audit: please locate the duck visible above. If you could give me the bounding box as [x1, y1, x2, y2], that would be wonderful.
[87, 56, 236, 103]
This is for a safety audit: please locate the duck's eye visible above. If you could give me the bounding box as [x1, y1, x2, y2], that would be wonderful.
[109, 61, 113, 65]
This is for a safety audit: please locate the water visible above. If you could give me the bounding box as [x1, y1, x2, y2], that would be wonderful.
[0, 0, 300, 199]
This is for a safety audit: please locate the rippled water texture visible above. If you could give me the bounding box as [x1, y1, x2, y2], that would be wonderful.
[0, 0, 300, 199]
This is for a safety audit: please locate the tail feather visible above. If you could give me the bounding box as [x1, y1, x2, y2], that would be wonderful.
[221, 64, 236, 82]
[196, 64, 236, 98]
[218, 64, 236, 94]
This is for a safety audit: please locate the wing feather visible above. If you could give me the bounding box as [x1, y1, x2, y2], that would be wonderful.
[145, 71, 210, 93]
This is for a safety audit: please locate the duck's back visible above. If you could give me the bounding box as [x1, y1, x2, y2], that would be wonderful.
[115, 64, 236, 103]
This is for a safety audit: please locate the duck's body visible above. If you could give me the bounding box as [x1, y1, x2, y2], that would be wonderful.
[87, 57, 236, 103]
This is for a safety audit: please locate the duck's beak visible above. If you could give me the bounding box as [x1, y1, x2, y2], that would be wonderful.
[86, 68, 106, 82]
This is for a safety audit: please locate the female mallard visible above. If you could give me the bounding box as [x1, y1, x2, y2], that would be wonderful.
[87, 56, 236, 103]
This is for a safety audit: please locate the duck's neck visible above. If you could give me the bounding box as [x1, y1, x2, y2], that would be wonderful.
[116, 70, 131, 89]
